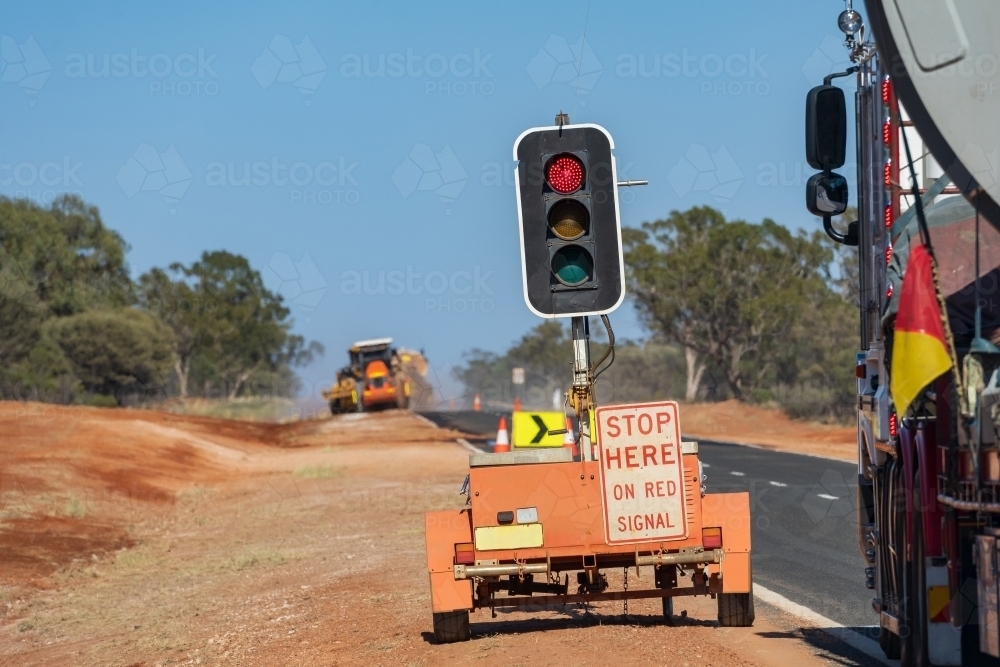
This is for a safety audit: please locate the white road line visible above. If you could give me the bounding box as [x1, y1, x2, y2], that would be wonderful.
[412, 413, 440, 429]
[753, 583, 892, 666]
[769, 481, 787, 487]
[455, 438, 481, 454]
[817, 493, 840, 500]
[730, 471, 745, 477]
[702, 463, 711, 468]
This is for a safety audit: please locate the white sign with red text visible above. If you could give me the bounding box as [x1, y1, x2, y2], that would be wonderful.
[595, 401, 687, 544]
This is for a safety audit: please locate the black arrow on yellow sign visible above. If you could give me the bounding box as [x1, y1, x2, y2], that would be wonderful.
[531, 415, 547, 443]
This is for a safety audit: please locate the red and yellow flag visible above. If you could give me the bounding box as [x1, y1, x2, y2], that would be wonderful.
[891, 243, 953, 416]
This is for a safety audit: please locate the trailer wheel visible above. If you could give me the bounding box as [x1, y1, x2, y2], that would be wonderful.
[717, 591, 755, 627]
[432, 610, 470, 643]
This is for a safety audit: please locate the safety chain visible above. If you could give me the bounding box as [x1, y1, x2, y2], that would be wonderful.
[623, 567, 629, 617]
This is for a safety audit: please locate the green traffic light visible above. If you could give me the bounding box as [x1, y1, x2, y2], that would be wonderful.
[551, 245, 593, 287]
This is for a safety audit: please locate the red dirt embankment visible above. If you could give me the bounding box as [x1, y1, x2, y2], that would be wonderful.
[1, 402, 857, 667]
[680, 400, 856, 461]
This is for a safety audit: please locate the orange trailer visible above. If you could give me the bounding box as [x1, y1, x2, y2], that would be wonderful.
[424, 401, 753, 642]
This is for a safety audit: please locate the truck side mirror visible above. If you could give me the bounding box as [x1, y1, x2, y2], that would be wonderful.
[807, 172, 858, 246]
[806, 85, 847, 170]
[806, 172, 848, 216]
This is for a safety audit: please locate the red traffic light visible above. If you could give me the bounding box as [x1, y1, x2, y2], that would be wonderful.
[545, 154, 585, 194]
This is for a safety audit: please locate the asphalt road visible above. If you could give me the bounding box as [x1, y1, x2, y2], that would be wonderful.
[419, 410, 874, 631]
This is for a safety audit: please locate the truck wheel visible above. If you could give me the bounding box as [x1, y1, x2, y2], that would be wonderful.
[717, 591, 755, 627]
[432, 610, 470, 643]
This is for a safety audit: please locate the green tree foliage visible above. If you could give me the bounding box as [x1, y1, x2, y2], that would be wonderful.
[623, 206, 857, 419]
[48, 309, 174, 403]
[455, 321, 574, 407]
[0, 196, 322, 406]
[137, 251, 323, 399]
[0, 196, 133, 401]
[0, 195, 132, 315]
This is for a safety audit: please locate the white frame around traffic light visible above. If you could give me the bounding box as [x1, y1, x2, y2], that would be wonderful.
[512, 123, 626, 319]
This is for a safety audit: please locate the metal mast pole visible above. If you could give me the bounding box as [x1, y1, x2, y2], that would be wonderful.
[570, 316, 593, 461]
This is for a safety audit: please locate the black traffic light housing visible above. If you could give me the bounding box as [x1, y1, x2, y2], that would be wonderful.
[514, 123, 624, 317]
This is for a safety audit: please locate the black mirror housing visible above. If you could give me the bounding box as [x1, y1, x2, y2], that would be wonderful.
[806, 85, 847, 170]
[806, 172, 849, 216]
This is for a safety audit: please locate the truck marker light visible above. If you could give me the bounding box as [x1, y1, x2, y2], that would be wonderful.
[884, 205, 892, 228]
[882, 120, 891, 145]
[454, 542, 475, 565]
[883, 160, 892, 187]
[889, 411, 898, 438]
[545, 153, 585, 194]
[856, 364, 867, 379]
[886, 282, 893, 299]
[881, 76, 892, 105]
[885, 243, 892, 265]
[702, 527, 723, 549]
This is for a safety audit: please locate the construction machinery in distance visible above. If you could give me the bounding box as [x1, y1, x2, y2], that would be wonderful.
[323, 338, 430, 414]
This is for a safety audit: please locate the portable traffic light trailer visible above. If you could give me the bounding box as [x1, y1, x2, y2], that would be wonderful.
[423, 116, 753, 643]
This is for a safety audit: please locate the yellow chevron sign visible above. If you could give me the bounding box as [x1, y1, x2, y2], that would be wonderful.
[511, 411, 567, 448]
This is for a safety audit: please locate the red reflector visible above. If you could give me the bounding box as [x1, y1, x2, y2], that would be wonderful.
[856, 365, 866, 379]
[881, 76, 893, 105]
[455, 542, 475, 565]
[546, 154, 585, 194]
[702, 527, 723, 549]
[889, 412, 898, 438]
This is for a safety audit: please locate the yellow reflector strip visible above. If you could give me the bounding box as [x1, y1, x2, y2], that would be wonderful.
[929, 585, 950, 623]
[474, 523, 544, 551]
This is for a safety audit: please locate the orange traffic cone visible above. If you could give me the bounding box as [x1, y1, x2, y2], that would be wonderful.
[494, 416, 510, 453]
[563, 416, 578, 458]
[513, 397, 521, 412]
[473, 394, 481, 412]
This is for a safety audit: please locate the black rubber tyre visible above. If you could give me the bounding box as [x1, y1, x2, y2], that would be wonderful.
[717, 592, 755, 627]
[662, 595, 675, 624]
[432, 610, 470, 644]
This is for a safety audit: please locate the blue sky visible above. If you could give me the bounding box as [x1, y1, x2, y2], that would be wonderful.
[1, 0, 860, 404]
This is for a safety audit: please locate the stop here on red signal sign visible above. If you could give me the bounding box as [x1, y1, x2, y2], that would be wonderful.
[595, 401, 688, 545]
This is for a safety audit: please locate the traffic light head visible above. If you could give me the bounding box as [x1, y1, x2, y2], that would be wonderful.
[514, 123, 624, 318]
